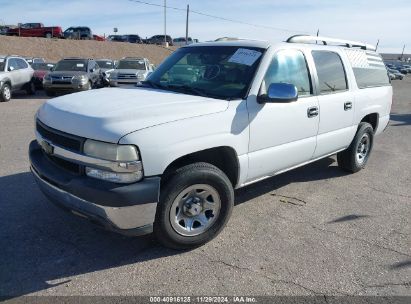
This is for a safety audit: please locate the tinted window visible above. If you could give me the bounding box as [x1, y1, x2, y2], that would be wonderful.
[117, 60, 146, 70]
[262, 49, 312, 96]
[345, 50, 390, 89]
[54, 60, 88, 72]
[16, 58, 29, 69]
[7, 58, 19, 71]
[312, 51, 347, 94]
[96, 60, 113, 68]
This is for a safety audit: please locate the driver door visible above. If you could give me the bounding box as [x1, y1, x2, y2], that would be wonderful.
[246, 49, 319, 182]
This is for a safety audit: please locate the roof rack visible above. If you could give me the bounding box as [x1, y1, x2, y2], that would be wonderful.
[286, 35, 376, 51]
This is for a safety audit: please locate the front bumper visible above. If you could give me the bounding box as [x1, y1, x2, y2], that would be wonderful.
[29, 140, 160, 236]
[110, 79, 141, 86]
[43, 82, 90, 92]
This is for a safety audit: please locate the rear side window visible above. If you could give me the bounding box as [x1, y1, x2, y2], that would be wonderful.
[16, 58, 29, 69]
[312, 51, 348, 94]
[262, 49, 312, 97]
[345, 49, 390, 89]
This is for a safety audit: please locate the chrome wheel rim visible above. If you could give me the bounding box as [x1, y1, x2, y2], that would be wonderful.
[3, 86, 11, 100]
[170, 184, 221, 237]
[356, 133, 370, 164]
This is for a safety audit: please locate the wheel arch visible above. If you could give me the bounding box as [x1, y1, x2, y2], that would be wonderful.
[360, 112, 379, 132]
[161, 146, 240, 188]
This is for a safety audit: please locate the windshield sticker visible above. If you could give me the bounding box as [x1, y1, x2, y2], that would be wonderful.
[47, 64, 54, 67]
[76, 63, 85, 67]
[228, 48, 262, 66]
[0, 59, 4, 63]
[106, 62, 111, 65]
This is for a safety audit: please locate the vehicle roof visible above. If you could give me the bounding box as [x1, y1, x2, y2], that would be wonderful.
[186, 39, 381, 54]
[96, 59, 113, 61]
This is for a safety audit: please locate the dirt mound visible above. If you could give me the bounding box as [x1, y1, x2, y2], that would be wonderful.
[0, 36, 175, 65]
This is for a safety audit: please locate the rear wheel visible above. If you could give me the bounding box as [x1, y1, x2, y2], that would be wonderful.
[0, 83, 12, 102]
[337, 122, 374, 173]
[154, 162, 234, 250]
[45, 32, 52, 39]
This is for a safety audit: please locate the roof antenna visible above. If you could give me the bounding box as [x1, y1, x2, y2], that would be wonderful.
[316, 29, 319, 44]
[375, 39, 380, 52]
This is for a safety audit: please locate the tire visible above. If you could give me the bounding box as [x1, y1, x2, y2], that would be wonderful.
[46, 90, 56, 97]
[45, 32, 52, 39]
[26, 81, 36, 95]
[337, 122, 374, 173]
[154, 162, 234, 250]
[0, 83, 12, 102]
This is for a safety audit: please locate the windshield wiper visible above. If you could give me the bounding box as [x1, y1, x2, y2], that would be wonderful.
[165, 84, 230, 100]
[140, 80, 165, 90]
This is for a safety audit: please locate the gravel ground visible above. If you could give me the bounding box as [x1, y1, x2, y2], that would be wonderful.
[0, 36, 175, 65]
[0, 78, 410, 298]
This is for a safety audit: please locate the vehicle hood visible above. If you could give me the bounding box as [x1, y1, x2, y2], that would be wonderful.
[37, 87, 229, 143]
[47, 71, 88, 77]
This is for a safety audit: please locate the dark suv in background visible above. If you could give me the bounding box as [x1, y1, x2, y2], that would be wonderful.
[43, 58, 101, 96]
[146, 35, 173, 45]
[64, 27, 93, 40]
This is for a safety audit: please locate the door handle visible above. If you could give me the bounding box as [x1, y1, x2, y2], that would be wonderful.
[344, 101, 352, 111]
[307, 106, 319, 118]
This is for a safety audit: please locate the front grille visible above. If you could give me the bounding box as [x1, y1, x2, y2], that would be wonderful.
[118, 73, 137, 79]
[36, 121, 84, 152]
[51, 75, 73, 84]
[36, 120, 85, 175]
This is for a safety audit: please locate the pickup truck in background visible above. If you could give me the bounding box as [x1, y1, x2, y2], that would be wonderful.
[7, 23, 63, 38]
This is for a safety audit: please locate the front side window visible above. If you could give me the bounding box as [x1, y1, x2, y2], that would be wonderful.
[7, 58, 19, 71]
[261, 49, 312, 97]
[16, 59, 29, 69]
[96, 60, 114, 68]
[146, 46, 265, 100]
[312, 51, 348, 94]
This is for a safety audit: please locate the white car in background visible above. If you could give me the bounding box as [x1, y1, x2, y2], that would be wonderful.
[109, 57, 153, 86]
[173, 37, 196, 47]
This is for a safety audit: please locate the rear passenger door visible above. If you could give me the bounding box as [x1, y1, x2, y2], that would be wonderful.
[6, 58, 22, 89]
[310, 51, 355, 158]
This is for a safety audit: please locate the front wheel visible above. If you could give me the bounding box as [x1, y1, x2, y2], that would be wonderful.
[154, 162, 234, 250]
[337, 122, 374, 173]
[26, 81, 36, 95]
[0, 83, 12, 102]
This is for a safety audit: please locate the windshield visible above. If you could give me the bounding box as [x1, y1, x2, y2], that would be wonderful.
[54, 60, 87, 72]
[117, 60, 146, 70]
[32, 63, 55, 70]
[97, 60, 114, 68]
[145, 46, 265, 100]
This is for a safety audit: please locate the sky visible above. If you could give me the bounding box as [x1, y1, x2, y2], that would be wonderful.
[0, 0, 410, 53]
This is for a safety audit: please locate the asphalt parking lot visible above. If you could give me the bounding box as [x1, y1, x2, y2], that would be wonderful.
[0, 79, 410, 298]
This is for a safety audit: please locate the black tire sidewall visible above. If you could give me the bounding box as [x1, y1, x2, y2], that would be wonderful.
[155, 163, 234, 249]
[0, 83, 11, 102]
[353, 123, 374, 169]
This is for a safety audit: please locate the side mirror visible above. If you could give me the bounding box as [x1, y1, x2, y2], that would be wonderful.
[257, 83, 298, 104]
[8, 66, 14, 72]
[90, 68, 95, 73]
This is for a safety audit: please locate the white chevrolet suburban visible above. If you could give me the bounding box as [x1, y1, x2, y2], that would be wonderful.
[29, 35, 392, 249]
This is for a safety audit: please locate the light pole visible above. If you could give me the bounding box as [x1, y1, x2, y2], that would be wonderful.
[164, 0, 167, 45]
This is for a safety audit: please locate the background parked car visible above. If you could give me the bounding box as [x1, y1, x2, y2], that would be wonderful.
[96, 59, 115, 86]
[388, 68, 404, 80]
[107, 35, 125, 42]
[122, 34, 144, 43]
[93, 34, 105, 41]
[64, 26, 93, 40]
[172, 37, 194, 47]
[109, 57, 153, 86]
[0, 55, 35, 102]
[32, 62, 56, 89]
[146, 35, 173, 45]
[43, 57, 101, 96]
[6, 23, 63, 38]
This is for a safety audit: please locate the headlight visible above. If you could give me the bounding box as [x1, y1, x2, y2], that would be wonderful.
[83, 139, 143, 183]
[136, 73, 144, 79]
[84, 139, 139, 161]
[73, 75, 88, 83]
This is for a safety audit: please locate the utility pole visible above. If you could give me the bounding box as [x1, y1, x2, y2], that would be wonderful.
[401, 44, 405, 61]
[185, 4, 189, 45]
[164, 0, 167, 45]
